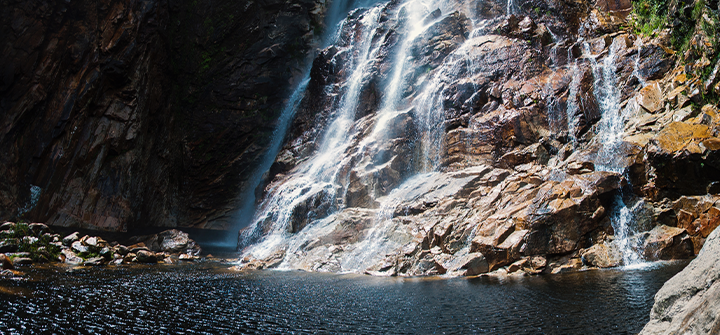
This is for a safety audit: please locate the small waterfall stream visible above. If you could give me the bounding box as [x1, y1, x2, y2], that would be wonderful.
[225, 0, 387, 248]
[585, 39, 646, 266]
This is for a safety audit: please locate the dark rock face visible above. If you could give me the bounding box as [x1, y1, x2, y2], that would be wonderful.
[0, 0, 327, 231]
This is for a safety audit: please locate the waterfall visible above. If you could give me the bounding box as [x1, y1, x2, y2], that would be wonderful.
[632, 38, 647, 87]
[585, 39, 646, 266]
[224, 0, 388, 249]
[238, 4, 386, 260]
[237, 0, 479, 272]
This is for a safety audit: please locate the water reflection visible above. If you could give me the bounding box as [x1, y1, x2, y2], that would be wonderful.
[0, 261, 687, 334]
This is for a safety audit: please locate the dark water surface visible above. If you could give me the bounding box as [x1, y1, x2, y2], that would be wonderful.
[0, 261, 687, 334]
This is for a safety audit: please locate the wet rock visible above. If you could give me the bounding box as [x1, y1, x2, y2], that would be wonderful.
[640, 227, 720, 334]
[123, 253, 137, 263]
[115, 245, 129, 256]
[0, 254, 13, 270]
[99, 247, 113, 259]
[567, 161, 595, 175]
[498, 143, 549, 168]
[581, 243, 621, 268]
[0, 239, 19, 253]
[62, 232, 80, 246]
[129, 230, 202, 256]
[28, 223, 49, 235]
[84, 257, 105, 266]
[61, 249, 83, 265]
[12, 258, 33, 266]
[135, 250, 157, 263]
[459, 253, 489, 276]
[71, 241, 89, 254]
[548, 257, 584, 274]
[642, 225, 694, 260]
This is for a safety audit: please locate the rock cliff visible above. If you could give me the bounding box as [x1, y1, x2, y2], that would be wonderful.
[640, 226, 720, 334]
[0, 0, 327, 231]
[237, 0, 720, 276]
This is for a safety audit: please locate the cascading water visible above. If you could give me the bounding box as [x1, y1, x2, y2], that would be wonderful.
[632, 37, 647, 88]
[237, 0, 484, 272]
[585, 39, 646, 266]
[238, 5, 386, 261]
[225, 0, 387, 249]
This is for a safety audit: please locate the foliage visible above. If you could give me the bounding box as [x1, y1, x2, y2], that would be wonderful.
[629, 0, 668, 37]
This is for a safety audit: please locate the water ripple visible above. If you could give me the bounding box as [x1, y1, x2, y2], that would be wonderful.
[0, 262, 687, 334]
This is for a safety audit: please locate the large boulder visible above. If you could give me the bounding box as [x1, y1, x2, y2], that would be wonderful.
[640, 226, 720, 334]
[128, 229, 201, 256]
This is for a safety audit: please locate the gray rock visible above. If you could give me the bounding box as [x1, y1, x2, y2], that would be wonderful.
[13, 257, 33, 265]
[61, 249, 83, 265]
[62, 232, 80, 246]
[99, 247, 113, 259]
[136, 250, 157, 263]
[84, 257, 105, 266]
[71, 241, 89, 254]
[85, 236, 98, 248]
[21, 236, 38, 245]
[640, 227, 720, 334]
[28, 223, 50, 235]
[115, 245, 129, 255]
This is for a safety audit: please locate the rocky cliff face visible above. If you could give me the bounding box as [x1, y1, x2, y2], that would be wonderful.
[0, 0, 327, 231]
[237, 0, 720, 276]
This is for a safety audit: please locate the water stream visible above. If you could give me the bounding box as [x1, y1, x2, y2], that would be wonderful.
[585, 39, 646, 266]
[223, 0, 387, 248]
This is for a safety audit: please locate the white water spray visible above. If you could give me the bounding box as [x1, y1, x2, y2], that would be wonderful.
[585, 38, 646, 266]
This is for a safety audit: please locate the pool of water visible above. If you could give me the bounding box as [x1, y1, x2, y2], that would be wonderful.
[0, 261, 687, 334]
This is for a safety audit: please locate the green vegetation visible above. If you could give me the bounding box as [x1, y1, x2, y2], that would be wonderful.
[630, 0, 719, 58]
[2, 223, 61, 262]
[629, 0, 668, 38]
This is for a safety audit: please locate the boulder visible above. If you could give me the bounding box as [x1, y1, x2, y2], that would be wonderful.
[135, 250, 157, 263]
[71, 241, 89, 254]
[97, 247, 111, 259]
[498, 143, 549, 168]
[459, 253, 489, 276]
[0, 238, 19, 253]
[640, 226, 720, 334]
[129, 230, 201, 256]
[0, 222, 15, 231]
[62, 232, 80, 246]
[0, 254, 13, 270]
[28, 223, 50, 235]
[61, 249, 84, 265]
[581, 243, 621, 268]
[636, 82, 663, 113]
[115, 245, 129, 255]
[642, 225, 694, 260]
